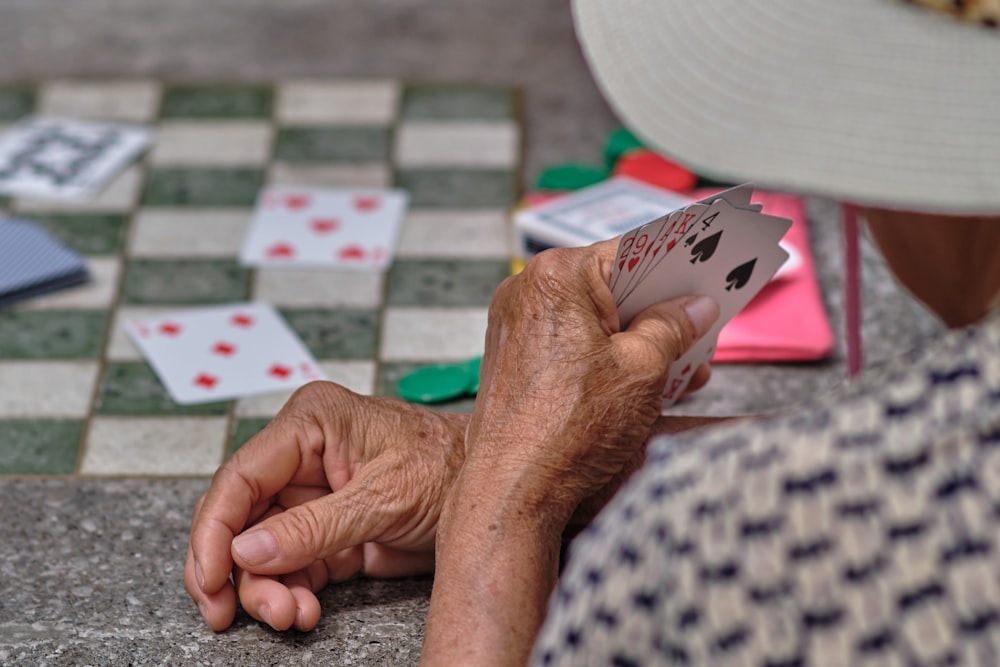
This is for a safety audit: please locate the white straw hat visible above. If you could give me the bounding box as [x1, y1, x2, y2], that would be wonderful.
[573, 0, 1000, 213]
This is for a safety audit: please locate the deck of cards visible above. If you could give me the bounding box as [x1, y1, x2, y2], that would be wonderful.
[0, 117, 151, 200]
[0, 217, 90, 307]
[610, 184, 792, 408]
[514, 176, 691, 258]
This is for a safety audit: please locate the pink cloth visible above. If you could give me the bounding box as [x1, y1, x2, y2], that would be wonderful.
[693, 188, 835, 363]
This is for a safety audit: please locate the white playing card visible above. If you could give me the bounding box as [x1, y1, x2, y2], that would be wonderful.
[240, 185, 409, 270]
[615, 198, 792, 328]
[661, 240, 789, 408]
[0, 117, 151, 200]
[124, 302, 326, 405]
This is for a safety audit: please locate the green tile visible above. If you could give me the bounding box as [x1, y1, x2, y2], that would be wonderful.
[0, 419, 83, 474]
[0, 310, 108, 359]
[274, 127, 389, 163]
[401, 86, 516, 121]
[387, 259, 508, 307]
[142, 168, 263, 207]
[160, 85, 273, 119]
[395, 169, 516, 208]
[96, 361, 230, 416]
[24, 213, 128, 255]
[280, 308, 377, 359]
[378, 362, 476, 413]
[229, 417, 273, 456]
[122, 259, 249, 305]
[0, 86, 36, 120]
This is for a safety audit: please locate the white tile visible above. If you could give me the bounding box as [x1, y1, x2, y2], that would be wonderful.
[276, 80, 399, 125]
[150, 122, 273, 167]
[394, 121, 519, 168]
[14, 165, 142, 213]
[235, 360, 377, 417]
[16, 257, 121, 310]
[0, 361, 98, 417]
[381, 307, 488, 361]
[105, 306, 183, 361]
[396, 209, 511, 259]
[130, 208, 252, 257]
[267, 162, 391, 189]
[38, 80, 160, 123]
[81, 416, 227, 476]
[252, 267, 384, 308]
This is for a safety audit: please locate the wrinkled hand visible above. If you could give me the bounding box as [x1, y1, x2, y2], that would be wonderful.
[422, 239, 720, 664]
[462, 239, 719, 521]
[184, 382, 467, 632]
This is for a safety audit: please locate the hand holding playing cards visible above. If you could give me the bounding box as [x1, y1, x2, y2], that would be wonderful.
[184, 382, 467, 632]
[421, 239, 720, 665]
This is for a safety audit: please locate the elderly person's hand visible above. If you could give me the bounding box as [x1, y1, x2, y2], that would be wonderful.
[421, 238, 719, 665]
[184, 382, 467, 632]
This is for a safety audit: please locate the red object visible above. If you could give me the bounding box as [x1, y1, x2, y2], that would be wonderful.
[612, 150, 698, 194]
[269, 364, 292, 379]
[310, 218, 339, 234]
[266, 242, 295, 259]
[338, 244, 365, 260]
[158, 322, 181, 336]
[690, 188, 835, 363]
[520, 191, 565, 207]
[230, 313, 254, 328]
[212, 341, 236, 357]
[354, 196, 380, 212]
[193, 373, 218, 390]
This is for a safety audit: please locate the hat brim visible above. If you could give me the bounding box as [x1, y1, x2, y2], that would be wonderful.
[573, 0, 1000, 213]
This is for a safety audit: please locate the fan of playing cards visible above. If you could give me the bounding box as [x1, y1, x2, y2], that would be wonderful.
[610, 184, 792, 408]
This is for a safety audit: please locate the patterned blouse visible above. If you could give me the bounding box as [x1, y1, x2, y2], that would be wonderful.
[533, 313, 1000, 666]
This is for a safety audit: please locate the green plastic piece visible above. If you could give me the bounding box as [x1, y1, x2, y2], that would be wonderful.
[604, 127, 644, 168]
[534, 163, 610, 191]
[396, 364, 472, 404]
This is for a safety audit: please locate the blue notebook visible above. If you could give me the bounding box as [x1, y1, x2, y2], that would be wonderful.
[0, 217, 89, 307]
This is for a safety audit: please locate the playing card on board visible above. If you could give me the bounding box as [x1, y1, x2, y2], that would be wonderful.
[124, 302, 326, 404]
[0, 117, 151, 200]
[240, 185, 409, 270]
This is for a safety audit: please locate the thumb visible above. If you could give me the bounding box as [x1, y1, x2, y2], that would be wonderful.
[231, 477, 396, 575]
[622, 295, 719, 368]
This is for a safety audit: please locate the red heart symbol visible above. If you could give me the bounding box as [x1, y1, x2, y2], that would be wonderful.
[628, 257, 640, 272]
[354, 196, 379, 212]
[266, 243, 295, 259]
[212, 341, 236, 357]
[158, 322, 181, 336]
[337, 245, 365, 260]
[268, 364, 292, 380]
[310, 218, 339, 234]
[285, 194, 311, 210]
[193, 373, 218, 390]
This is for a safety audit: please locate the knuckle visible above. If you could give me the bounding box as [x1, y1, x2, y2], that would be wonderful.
[277, 503, 329, 556]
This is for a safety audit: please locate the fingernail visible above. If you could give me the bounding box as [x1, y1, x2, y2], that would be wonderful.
[684, 296, 720, 337]
[194, 558, 206, 592]
[232, 529, 279, 566]
[259, 604, 273, 627]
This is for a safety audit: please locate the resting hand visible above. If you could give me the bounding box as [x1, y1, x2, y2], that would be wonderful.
[184, 382, 467, 632]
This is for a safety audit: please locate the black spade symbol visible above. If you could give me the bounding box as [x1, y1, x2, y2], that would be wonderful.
[725, 258, 757, 291]
[689, 231, 722, 264]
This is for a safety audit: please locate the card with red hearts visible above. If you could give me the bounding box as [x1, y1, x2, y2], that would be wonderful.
[239, 185, 408, 270]
[124, 302, 325, 404]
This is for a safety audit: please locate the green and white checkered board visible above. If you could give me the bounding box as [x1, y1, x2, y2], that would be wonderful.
[0, 80, 521, 476]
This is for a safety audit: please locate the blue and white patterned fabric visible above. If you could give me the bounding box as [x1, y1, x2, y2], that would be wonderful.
[534, 313, 1000, 666]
